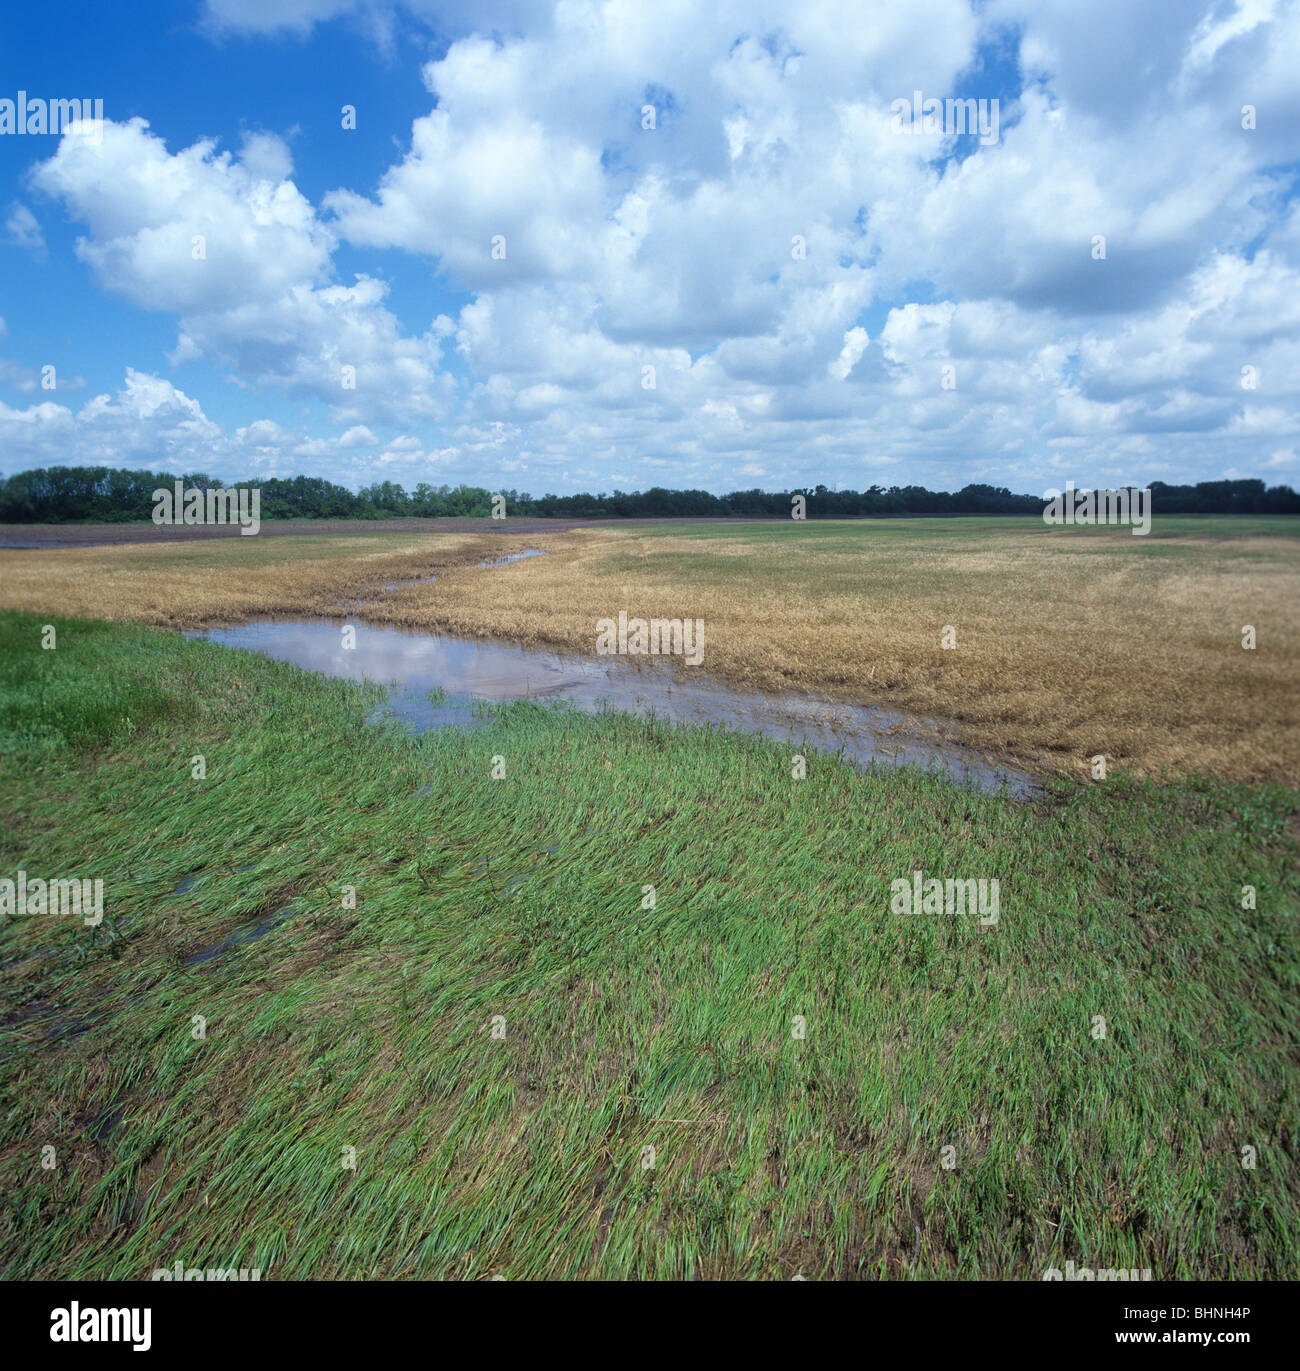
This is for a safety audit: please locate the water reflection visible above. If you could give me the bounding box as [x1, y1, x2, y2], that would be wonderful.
[193, 618, 1039, 798]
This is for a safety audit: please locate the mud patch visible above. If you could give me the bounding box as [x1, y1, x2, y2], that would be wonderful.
[183, 904, 297, 967]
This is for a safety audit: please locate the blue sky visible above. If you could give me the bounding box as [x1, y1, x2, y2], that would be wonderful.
[1, 0, 1298, 496]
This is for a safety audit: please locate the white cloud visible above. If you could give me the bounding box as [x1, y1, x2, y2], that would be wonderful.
[829, 327, 870, 380]
[0, 369, 446, 483]
[30, 118, 452, 427]
[14, 1, 1300, 493]
[238, 130, 295, 184]
[5, 202, 46, 259]
[338, 424, 379, 447]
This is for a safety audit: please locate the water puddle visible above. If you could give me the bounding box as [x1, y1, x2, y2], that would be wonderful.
[193, 618, 1039, 797]
[478, 548, 544, 568]
[83, 1099, 128, 1143]
[183, 907, 294, 967]
[372, 547, 545, 594]
[0, 995, 88, 1039]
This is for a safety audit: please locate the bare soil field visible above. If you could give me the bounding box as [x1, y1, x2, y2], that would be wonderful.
[0, 515, 757, 548]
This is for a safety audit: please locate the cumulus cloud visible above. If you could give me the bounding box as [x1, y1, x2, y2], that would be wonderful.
[29, 118, 452, 428]
[238, 130, 295, 184]
[830, 328, 871, 381]
[5, 202, 46, 259]
[318, 0, 1300, 487]
[0, 369, 443, 484]
[14, 0, 1300, 492]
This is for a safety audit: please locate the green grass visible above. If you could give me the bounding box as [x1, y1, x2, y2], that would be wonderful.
[1, 610, 1297, 1279]
[0, 617, 195, 754]
[630, 513, 1300, 545]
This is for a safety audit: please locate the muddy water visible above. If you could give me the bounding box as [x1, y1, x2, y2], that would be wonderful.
[478, 548, 545, 568]
[379, 547, 545, 590]
[194, 618, 1039, 798]
[184, 909, 294, 966]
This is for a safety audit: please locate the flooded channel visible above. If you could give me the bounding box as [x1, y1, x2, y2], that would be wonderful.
[193, 617, 1040, 798]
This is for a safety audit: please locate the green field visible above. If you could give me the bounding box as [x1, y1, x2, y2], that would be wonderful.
[2, 610, 1296, 1279]
[633, 513, 1300, 542]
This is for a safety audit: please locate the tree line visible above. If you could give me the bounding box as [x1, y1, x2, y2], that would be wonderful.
[0, 465, 1296, 522]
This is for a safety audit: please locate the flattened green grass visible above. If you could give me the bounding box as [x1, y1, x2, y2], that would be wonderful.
[0, 611, 1296, 1279]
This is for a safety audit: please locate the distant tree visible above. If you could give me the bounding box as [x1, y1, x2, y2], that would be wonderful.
[1, 466, 1295, 523]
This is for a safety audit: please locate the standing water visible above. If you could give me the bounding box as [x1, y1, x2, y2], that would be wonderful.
[192, 618, 1040, 798]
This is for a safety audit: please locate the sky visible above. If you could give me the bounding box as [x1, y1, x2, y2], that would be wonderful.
[0, 0, 1297, 498]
